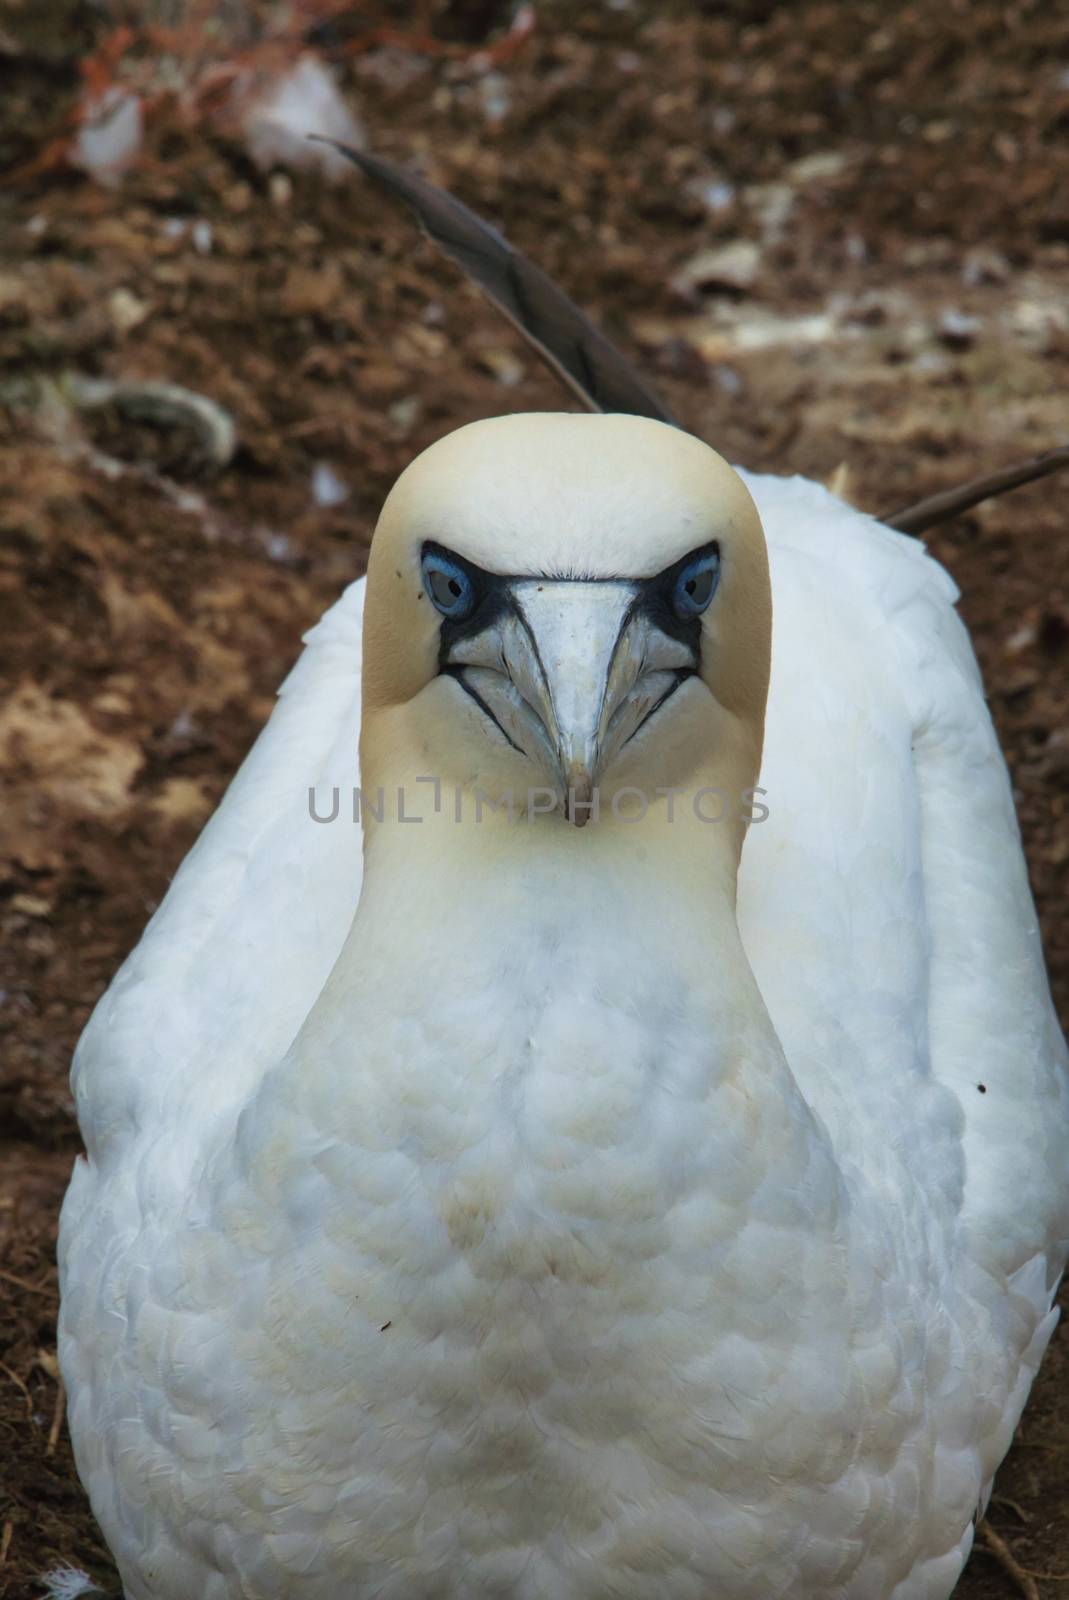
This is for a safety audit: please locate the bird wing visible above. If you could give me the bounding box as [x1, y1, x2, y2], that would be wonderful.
[737, 469, 1069, 1306]
[66, 578, 367, 1207]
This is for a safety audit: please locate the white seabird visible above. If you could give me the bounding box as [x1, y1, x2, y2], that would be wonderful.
[59, 414, 1069, 1600]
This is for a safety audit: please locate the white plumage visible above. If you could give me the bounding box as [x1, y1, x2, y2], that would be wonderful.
[59, 415, 1069, 1600]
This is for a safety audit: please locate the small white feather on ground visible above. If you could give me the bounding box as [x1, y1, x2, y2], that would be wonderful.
[72, 89, 143, 187]
[240, 53, 365, 180]
[39, 1565, 102, 1599]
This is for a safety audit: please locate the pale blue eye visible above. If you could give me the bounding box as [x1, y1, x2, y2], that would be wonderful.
[422, 551, 475, 619]
[673, 549, 720, 618]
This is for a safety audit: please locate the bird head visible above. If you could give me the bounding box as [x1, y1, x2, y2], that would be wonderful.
[360, 414, 771, 844]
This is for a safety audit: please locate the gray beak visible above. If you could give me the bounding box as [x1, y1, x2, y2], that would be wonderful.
[446, 581, 696, 824]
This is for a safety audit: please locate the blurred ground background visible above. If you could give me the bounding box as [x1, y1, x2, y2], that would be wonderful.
[1, 0, 1068, 1595]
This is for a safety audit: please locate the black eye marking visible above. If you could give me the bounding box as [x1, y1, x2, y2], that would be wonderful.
[421, 542, 514, 667]
[422, 538, 720, 695]
[630, 541, 721, 658]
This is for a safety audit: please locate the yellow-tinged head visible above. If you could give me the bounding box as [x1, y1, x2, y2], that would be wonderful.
[360, 413, 770, 847]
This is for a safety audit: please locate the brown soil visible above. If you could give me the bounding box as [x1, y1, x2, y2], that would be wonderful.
[1, 1, 1068, 1596]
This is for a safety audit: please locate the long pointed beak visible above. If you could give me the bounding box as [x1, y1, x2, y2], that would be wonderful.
[447, 581, 696, 824]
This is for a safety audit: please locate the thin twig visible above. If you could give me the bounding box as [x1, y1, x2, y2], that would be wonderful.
[0, 1360, 33, 1420]
[0, 1267, 56, 1297]
[991, 1494, 1035, 1526]
[977, 1521, 1041, 1599]
[0, 1521, 12, 1568]
[46, 1375, 66, 1457]
[884, 444, 1069, 534]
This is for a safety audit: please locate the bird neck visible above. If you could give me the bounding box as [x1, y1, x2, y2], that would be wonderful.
[311, 783, 787, 1107]
[361, 810, 738, 941]
[340, 692, 773, 1034]
[354, 783, 749, 934]
[288, 699, 797, 1163]
[283, 792, 845, 1267]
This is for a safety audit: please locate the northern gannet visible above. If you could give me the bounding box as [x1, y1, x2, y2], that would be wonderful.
[59, 413, 1069, 1600]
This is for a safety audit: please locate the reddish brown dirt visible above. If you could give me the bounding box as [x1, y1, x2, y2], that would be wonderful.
[2, 2, 1068, 1596]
